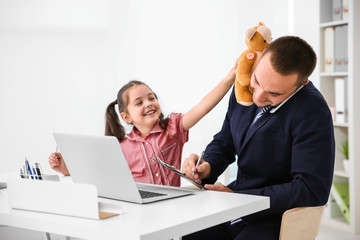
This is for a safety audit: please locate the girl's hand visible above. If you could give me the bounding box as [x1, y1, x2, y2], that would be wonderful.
[223, 58, 238, 86]
[48, 152, 70, 176]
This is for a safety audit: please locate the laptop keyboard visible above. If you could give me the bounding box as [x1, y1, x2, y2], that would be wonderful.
[139, 190, 167, 199]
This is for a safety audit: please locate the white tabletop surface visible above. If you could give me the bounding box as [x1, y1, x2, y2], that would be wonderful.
[0, 172, 269, 240]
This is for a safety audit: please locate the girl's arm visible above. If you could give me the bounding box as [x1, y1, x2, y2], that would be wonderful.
[182, 62, 237, 131]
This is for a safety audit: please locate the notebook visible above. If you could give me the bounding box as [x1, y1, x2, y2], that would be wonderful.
[52, 133, 194, 204]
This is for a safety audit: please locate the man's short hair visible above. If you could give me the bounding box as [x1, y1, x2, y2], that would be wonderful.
[263, 36, 317, 87]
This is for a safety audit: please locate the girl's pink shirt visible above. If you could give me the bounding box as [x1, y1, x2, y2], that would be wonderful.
[119, 113, 189, 186]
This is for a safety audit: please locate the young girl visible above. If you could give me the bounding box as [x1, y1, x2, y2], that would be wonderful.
[49, 64, 236, 186]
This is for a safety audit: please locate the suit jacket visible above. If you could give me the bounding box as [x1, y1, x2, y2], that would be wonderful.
[204, 81, 335, 227]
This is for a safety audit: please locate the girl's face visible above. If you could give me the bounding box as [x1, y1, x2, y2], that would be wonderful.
[121, 84, 161, 131]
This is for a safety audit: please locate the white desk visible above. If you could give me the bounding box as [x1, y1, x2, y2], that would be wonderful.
[0, 173, 269, 240]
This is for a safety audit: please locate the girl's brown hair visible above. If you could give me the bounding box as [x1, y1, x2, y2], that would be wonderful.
[105, 80, 168, 141]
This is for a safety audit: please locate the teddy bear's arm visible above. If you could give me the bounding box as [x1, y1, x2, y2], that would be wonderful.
[236, 48, 256, 87]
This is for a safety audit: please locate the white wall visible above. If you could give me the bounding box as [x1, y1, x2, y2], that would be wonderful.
[0, 0, 291, 177]
[0, 0, 114, 174]
[290, 0, 320, 88]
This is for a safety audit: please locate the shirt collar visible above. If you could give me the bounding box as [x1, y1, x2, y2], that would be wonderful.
[126, 120, 163, 141]
[270, 85, 304, 114]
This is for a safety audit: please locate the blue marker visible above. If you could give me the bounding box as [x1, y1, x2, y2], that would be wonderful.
[32, 166, 38, 180]
[25, 157, 34, 180]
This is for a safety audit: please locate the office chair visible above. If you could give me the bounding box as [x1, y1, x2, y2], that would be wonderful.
[279, 206, 325, 240]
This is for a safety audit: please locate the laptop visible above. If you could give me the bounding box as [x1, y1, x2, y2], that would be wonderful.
[52, 132, 194, 204]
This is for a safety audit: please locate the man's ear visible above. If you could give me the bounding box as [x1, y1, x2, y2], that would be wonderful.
[120, 112, 131, 124]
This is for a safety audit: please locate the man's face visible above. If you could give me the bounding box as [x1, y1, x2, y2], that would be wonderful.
[250, 53, 299, 108]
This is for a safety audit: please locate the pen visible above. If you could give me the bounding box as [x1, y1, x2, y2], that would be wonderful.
[23, 164, 29, 179]
[20, 168, 25, 178]
[34, 163, 43, 180]
[32, 166, 38, 180]
[193, 151, 204, 176]
[55, 145, 59, 159]
[25, 157, 34, 180]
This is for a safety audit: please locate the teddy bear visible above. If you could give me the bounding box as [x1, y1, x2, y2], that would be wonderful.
[235, 22, 272, 106]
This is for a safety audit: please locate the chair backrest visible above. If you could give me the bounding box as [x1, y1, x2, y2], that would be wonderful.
[279, 206, 325, 240]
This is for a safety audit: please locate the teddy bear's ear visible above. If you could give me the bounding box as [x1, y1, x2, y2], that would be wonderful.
[257, 25, 272, 43]
[246, 28, 257, 40]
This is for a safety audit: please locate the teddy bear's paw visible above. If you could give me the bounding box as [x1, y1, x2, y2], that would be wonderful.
[239, 101, 253, 106]
[235, 88, 253, 106]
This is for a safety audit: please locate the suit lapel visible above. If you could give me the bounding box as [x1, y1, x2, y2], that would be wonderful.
[236, 106, 257, 147]
[240, 112, 274, 153]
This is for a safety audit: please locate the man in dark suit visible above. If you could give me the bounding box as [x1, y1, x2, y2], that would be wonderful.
[182, 36, 335, 240]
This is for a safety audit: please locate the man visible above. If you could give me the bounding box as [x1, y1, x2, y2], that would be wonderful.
[182, 36, 335, 240]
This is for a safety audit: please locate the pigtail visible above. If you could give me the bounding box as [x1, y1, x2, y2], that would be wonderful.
[105, 100, 126, 141]
[152, 92, 169, 130]
[159, 113, 169, 129]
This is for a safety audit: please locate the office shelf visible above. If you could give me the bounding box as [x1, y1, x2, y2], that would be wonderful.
[333, 170, 349, 178]
[320, 72, 348, 77]
[320, 20, 348, 28]
[319, 0, 360, 234]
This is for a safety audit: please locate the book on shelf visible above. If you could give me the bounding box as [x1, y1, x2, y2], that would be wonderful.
[343, 0, 349, 20]
[334, 77, 348, 123]
[331, 183, 350, 223]
[333, 0, 343, 21]
[320, 0, 348, 23]
[334, 25, 348, 72]
[320, 0, 333, 23]
[324, 27, 334, 72]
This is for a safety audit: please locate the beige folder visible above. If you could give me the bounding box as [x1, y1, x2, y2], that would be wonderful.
[343, 0, 349, 20]
[324, 27, 334, 72]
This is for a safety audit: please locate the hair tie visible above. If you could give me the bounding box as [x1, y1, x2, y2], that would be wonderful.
[114, 99, 118, 105]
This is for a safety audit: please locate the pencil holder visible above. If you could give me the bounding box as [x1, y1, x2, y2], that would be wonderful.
[7, 178, 119, 220]
[21, 174, 60, 181]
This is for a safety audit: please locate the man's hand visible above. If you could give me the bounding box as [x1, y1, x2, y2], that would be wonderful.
[204, 183, 233, 193]
[182, 153, 211, 183]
